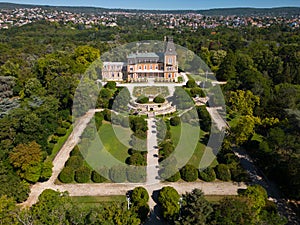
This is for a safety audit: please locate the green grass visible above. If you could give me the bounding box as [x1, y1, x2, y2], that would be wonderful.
[170, 124, 218, 168]
[72, 195, 126, 206]
[133, 86, 170, 97]
[170, 125, 181, 146]
[99, 123, 131, 162]
[83, 122, 131, 169]
[49, 126, 73, 161]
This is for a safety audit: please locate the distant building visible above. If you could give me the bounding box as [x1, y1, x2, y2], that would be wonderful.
[102, 36, 178, 82]
[102, 62, 125, 81]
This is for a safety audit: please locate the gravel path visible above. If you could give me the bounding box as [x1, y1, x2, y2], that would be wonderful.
[206, 107, 228, 130]
[146, 118, 160, 209]
[21, 106, 246, 215]
[234, 148, 300, 225]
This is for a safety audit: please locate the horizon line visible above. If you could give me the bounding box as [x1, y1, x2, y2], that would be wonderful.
[1, 2, 300, 11]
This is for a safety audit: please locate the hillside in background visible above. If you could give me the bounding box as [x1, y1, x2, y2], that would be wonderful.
[0, 2, 300, 16]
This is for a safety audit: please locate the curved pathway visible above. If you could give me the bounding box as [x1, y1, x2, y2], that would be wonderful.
[21, 108, 245, 209]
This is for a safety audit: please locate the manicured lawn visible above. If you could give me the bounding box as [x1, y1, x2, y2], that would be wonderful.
[49, 126, 73, 161]
[83, 122, 131, 169]
[99, 122, 131, 162]
[170, 124, 218, 168]
[170, 124, 181, 146]
[72, 195, 126, 206]
[133, 86, 169, 97]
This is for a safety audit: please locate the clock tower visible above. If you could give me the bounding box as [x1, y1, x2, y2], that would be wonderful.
[164, 36, 178, 81]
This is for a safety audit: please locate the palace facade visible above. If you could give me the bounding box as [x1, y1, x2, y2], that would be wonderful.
[102, 37, 178, 82]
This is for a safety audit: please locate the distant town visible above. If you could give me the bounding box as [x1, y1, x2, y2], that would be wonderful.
[0, 5, 299, 30]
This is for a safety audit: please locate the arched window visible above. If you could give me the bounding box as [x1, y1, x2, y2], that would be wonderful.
[168, 57, 173, 64]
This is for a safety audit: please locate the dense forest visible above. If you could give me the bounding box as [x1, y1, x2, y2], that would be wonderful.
[0, 10, 299, 224]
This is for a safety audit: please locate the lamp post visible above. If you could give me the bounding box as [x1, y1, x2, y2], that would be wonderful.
[126, 195, 131, 210]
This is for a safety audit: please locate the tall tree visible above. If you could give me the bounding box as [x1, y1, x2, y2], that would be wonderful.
[9, 141, 43, 182]
[176, 189, 213, 225]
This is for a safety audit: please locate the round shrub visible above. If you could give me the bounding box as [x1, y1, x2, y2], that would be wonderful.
[199, 167, 216, 182]
[230, 165, 249, 182]
[109, 165, 127, 183]
[170, 116, 180, 126]
[215, 164, 231, 181]
[91, 170, 108, 183]
[137, 96, 149, 104]
[186, 79, 197, 88]
[56, 127, 67, 136]
[59, 167, 74, 183]
[190, 87, 205, 97]
[127, 152, 146, 166]
[159, 165, 180, 181]
[180, 165, 198, 182]
[66, 156, 83, 169]
[131, 186, 149, 205]
[70, 146, 83, 158]
[166, 171, 181, 182]
[127, 166, 146, 183]
[75, 166, 91, 183]
[153, 95, 165, 103]
[105, 81, 116, 89]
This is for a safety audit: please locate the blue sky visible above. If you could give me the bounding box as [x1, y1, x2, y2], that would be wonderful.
[1, 0, 300, 10]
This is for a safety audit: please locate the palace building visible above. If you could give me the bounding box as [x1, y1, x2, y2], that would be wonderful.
[102, 37, 178, 82]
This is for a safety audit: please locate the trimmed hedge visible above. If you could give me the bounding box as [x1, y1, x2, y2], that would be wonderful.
[180, 165, 198, 182]
[126, 152, 146, 166]
[137, 96, 149, 104]
[166, 171, 181, 182]
[65, 156, 83, 169]
[127, 166, 146, 183]
[70, 146, 83, 157]
[153, 95, 165, 103]
[75, 166, 91, 183]
[105, 81, 116, 89]
[215, 164, 231, 181]
[170, 116, 180, 126]
[59, 167, 74, 183]
[199, 167, 216, 182]
[109, 165, 127, 183]
[91, 170, 108, 183]
[131, 187, 149, 204]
